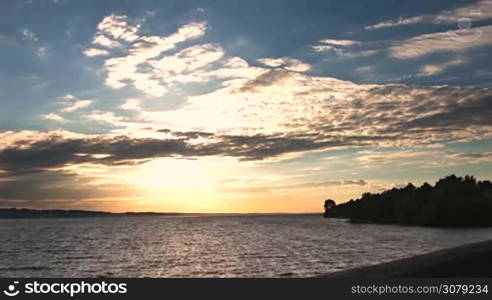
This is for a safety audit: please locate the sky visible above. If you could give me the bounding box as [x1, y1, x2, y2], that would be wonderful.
[0, 0, 491, 213]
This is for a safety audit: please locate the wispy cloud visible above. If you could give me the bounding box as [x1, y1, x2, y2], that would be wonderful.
[312, 38, 379, 59]
[121, 98, 141, 111]
[365, 16, 425, 31]
[356, 149, 492, 168]
[9, 79, 492, 173]
[312, 39, 359, 52]
[365, 0, 492, 31]
[420, 57, 468, 76]
[61, 100, 92, 113]
[390, 25, 492, 59]
[83, 48, 110, 57]
[42, 113, 66, 122]
[89, 16, 207, 96]
[257, 57, 311, 72]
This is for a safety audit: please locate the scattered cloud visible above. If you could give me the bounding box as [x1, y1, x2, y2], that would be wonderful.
[42, 113, 66, 122]
[390, 25, 492, 59]
[365, 16, 425, 31]
[257, 57, 311, 72]
[356, 149, 492, 167]
[420, 57, 468, 76]
[3, 78, 492, 176]
[354, 65, 374, 73]
[83, 48, 110, 57]
[434, 0, 492, 24]
[97, 15, 140, 43]
[0, 170, 132, 202]
[447, 151, 492, 161]
[365, 0, 492, 31]
[312, 39, 359, 52]
[61, 100, 92, 113]
[121, 98, 141, 110]
[312, 38, 379, 59]
[94, 17, 207, 96]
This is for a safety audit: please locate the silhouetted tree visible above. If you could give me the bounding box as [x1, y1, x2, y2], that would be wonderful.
[323, 199, 336, 218]
[323, 175, 492, 227]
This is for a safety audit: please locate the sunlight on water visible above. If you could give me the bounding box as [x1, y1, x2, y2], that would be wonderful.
[1, 215, 492, 277]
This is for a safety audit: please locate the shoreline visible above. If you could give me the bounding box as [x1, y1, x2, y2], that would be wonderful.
[320, 239, 492, 278]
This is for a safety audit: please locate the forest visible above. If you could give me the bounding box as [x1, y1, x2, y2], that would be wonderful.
[324, 175, 492, 227]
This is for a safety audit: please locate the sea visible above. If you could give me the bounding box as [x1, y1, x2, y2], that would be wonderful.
[1, 214, 492, 277]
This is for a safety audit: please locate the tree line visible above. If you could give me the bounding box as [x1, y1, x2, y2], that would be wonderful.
[324, 175, 492, 227]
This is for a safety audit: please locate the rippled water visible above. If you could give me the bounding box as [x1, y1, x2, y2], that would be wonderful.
[1, 214, 492, 277]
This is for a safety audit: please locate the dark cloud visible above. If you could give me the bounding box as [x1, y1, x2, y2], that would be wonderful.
[290, 85, 492, 147]
[0, 136, 192, 175]
[0, 131, 377, 176]
[0, 170, 134, 209]
[236, 70, 291, 93]
[1, 82, 491, 207]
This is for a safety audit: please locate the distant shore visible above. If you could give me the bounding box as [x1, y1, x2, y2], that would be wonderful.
[321, 239, 492, 278]
[0, 208, 317, 219]
[0, 208, 194, 219]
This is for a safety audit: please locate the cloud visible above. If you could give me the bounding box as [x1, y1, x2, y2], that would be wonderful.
[222, 178, 369, 194]
[84, 15, 213, 96]
[96, 15, 140, 43]
[365, 16, 425, 31]
[93, 34, 121, 48]
[312, 39, 359, 52]
[151, 61, 492, 145]
[365, 1, 492, 31]
[236, 69, 292, 93]
[354, 65, 374, 73]
[2, 78, 492, 176]
[42, 113, 66, 122]
[312, 38, 379, 59]
[419, 57, 467, 76]
[101, 20, 207, 96]
[257, 57, 311, 72]
[121, 98, 141, 110]
[434, 0, 492, 24]
[31, 13, 492, 171]
[61, 100, 92, 113]
[0, 129, 374, 176]
[356, 149, 492, 167]
[0, 170, 132, 202]
[447, 151, 492, 161]
[90, 14, 140, 49]
[356, 150, 437, 165]
[85, 111, 124, 125]
[147, 43, 225, 84]
[83, 48, 110, 57]
[319, 39, 359, 47]
[390, 25, 492, 59]
[86, 15, 313, 100]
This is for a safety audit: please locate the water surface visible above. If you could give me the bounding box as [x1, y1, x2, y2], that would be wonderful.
[1, 214, 492, 277]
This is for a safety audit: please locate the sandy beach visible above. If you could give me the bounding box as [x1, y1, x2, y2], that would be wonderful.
[321, 239, 492, 278]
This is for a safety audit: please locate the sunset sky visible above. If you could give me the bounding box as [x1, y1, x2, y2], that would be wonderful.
[0, 0, 491, 213]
